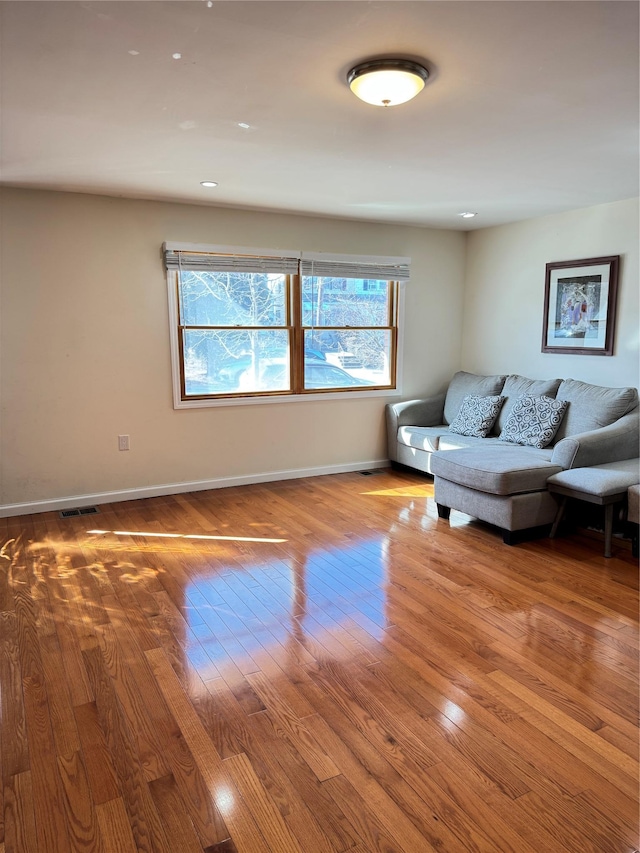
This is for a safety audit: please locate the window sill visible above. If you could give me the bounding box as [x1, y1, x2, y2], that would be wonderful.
[173, 387, 403, 409]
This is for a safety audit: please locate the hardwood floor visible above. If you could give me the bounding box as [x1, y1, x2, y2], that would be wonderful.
[0, 468, 637, 853]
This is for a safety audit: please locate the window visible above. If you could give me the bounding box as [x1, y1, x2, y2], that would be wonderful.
[164, 244, 409, 405]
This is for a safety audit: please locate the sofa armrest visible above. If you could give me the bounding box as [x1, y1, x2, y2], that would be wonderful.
[385, 394, 446, 461]
[551, 409, 640, 470]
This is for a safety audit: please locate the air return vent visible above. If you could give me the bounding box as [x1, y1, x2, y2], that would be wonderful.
[59, 506, 99, 518]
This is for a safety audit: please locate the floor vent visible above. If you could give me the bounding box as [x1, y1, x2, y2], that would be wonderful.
[359, 470, 382, 476]
[59, 506, 99, 518]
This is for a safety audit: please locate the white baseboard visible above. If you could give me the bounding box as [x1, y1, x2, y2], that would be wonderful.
[0, 459, 390, 518]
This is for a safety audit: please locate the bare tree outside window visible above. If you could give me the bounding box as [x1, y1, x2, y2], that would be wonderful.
[178, 270, 289, 394]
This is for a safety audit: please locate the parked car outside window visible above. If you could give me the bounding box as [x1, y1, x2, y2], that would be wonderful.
[239, 360, 373, 392]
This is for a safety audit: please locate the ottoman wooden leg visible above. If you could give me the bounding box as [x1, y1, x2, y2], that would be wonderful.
[549, 497, 567, 539]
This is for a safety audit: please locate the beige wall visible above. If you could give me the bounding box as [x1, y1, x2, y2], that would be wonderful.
[461, 198, 639, 388]
[0, 188, 466, 507]
[4, 189, 635, 511]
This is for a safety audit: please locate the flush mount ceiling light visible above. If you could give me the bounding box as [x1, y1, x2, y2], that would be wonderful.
[200, 180, 218, 188]
[347, 59, 429, 107]
[458, 211, 477, 218]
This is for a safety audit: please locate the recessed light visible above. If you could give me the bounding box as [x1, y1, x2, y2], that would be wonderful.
[237, 122, 251, 129]
[172, 53, 182, 60]
[200, 181, 218, 188]
[128, 50, 140, 56]
[458, 212, 477, 218]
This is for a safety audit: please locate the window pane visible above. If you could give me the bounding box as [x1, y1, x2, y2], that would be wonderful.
[301, 277, 389, 327]
[183, 329, 290, 395]
[179, 271, 287, 326]
[303, 329, 392, 388]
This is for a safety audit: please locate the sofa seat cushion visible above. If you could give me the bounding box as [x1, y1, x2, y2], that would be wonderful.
[554, 379, 638, 439]
[431, 447, 561, 496]
[397, 426, 446, 452]
[397, 426, 506, 453]
[438, 434, 503, 451]
[443, 371, 507, 425]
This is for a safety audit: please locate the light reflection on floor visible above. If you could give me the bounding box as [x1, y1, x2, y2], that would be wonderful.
[10, 504, 409, 685]
[183, 536, 391, 673]
[87, 529, 287, 543]
[363, 484, 434, 498]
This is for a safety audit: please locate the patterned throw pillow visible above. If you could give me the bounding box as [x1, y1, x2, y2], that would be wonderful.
[499, 394, 569, 448]
[448, 395, 505, 438]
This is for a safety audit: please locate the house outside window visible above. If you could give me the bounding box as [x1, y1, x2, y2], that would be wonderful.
[164, 244, 410, 407]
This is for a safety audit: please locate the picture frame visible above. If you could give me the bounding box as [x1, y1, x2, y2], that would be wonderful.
[541, 255, 619, 356]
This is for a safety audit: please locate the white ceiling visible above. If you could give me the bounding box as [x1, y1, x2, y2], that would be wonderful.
[1, 1, 638, 230]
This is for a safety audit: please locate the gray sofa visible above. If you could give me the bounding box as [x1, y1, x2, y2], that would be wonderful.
[386, 371, 639, 543]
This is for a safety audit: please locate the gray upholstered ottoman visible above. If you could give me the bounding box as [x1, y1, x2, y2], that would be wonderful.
[547, 458, 640, 557]
[432, 447, 563, 543]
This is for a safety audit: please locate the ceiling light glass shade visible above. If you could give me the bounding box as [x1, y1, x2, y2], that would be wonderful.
[348, 59, 429, 107]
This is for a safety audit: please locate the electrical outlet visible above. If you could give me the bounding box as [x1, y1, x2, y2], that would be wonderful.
[118, 434, 130, 451]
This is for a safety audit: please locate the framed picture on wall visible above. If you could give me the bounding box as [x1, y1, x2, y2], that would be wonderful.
[541, 255, 620, 356]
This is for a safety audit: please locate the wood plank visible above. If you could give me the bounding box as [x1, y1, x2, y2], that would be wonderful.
[222, 752, 304, 853]
[148, 774, 206, 853]
[39, 634, 82, 757]
[162, 725, 231, 849]
[0, 612, 30, 780]
[56, 751, 103, 853]
[0, 533, 16, 613]
[73, 701, 121, 805]
[3, 771, 38, 853]
[199, 676, 254, 760]
[0, 741, 3, 848]
[95, 798, 138, 853]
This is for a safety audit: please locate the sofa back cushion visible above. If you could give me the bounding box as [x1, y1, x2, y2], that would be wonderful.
[554, 379, 639, 439]
[494, 374, 562, 433]
[444, 371, 507, 425]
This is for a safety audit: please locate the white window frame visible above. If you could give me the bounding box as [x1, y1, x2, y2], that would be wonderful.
[165, 242, 408, 409]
